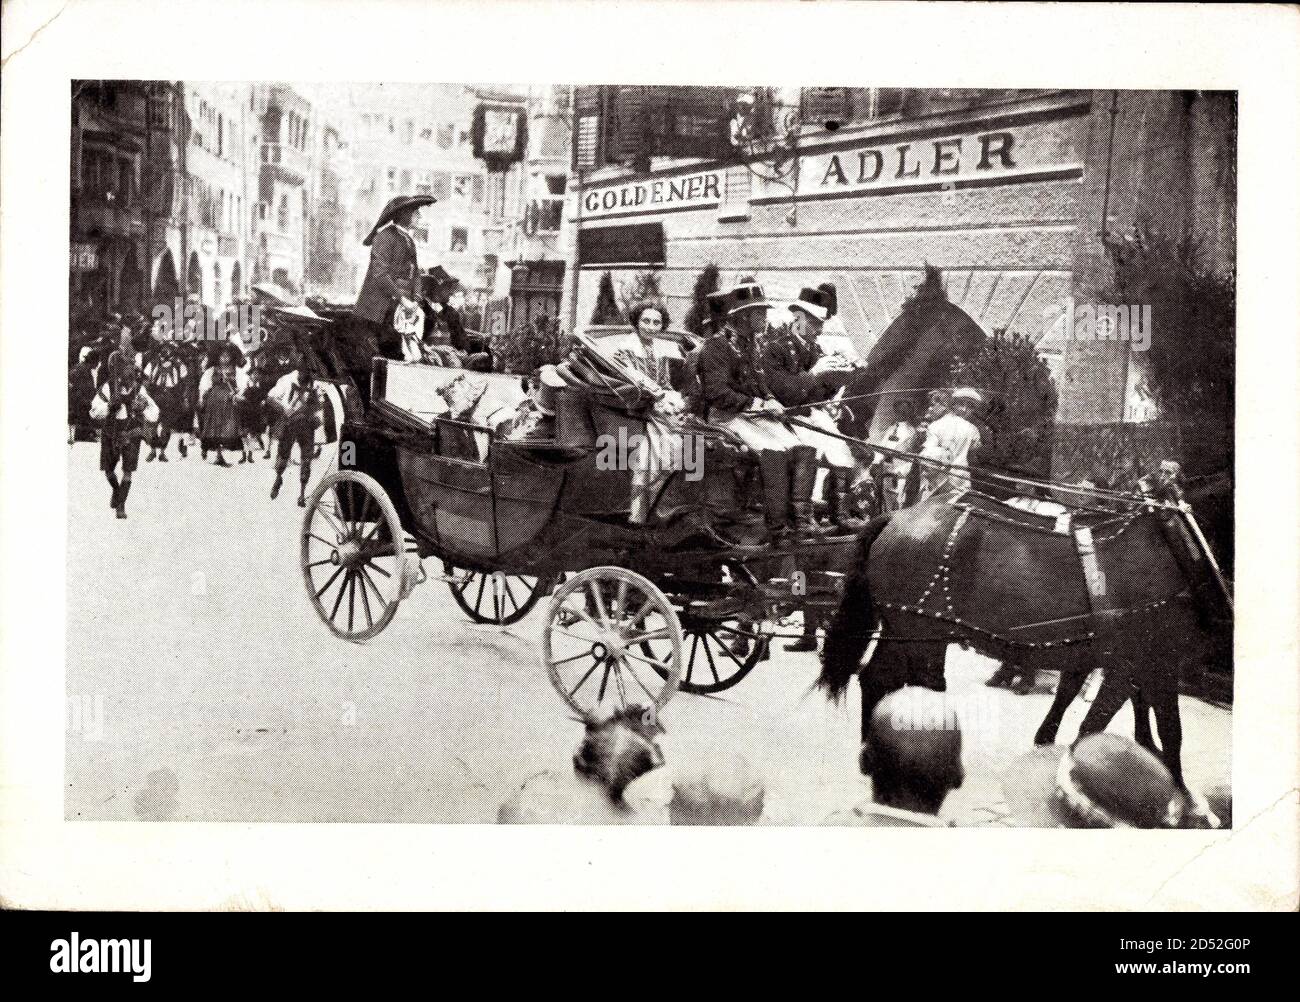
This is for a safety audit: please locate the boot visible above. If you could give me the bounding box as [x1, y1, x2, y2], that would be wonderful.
[271, 473, 283, 500]
[115, 479, 131, 519]
[788, 447, 822, 538]
[297, 478, 309, 507]
[146, 447, 156, 462]
[827, 469, 867, 534]
[757, 450, 791, 541]
[106, 474, 120, 509]
[178, 438, 187, 458]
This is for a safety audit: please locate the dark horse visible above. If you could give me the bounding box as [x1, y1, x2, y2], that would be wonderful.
[818, 492, 1230, 788]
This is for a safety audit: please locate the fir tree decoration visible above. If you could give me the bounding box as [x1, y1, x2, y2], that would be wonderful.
[684, 263, 721, 337]
[590, 271, 622, 325]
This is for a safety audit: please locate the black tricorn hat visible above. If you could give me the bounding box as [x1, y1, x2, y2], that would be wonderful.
[790, 286, 831, 321]
[708, 281, 768, 320]
[363, 195, 437, 247]
[817, 282, 839, 318]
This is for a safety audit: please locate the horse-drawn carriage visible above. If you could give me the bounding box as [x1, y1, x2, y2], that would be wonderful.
[281, 307, 862, 719]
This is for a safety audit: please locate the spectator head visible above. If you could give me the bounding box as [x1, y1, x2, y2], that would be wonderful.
[572, 705, 666, 801]
[861, 688, 964, 816]
[892, 399, 918, 424]
[669, 754, 765, 826]
[1003, 732, 1185, 828]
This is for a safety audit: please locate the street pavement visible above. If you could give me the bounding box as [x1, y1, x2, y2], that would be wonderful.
[65, 439, 1233, 826]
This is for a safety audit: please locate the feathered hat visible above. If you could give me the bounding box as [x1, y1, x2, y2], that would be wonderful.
[362, 195, 437, 247]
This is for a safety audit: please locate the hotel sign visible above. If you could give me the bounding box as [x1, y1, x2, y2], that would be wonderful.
[581, 169, 722, 220]
[796, 126, 1081, 201]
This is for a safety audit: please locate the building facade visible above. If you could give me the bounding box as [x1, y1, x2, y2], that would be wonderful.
[342, 83, 496, 300]
[561, 87, 1235, 433]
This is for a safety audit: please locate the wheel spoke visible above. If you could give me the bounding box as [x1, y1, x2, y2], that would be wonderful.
[316, 504, 346, 540]
[622, 648, 672, 673]
[621, 657, 661, 702]
[551, 651, 593, 669]
[473, 573, 486, 617]
[551, 626, 601, 646]
[357, 568, 374, 628]
[306, 558, 334, 569]
[686, 632, 700, 683]
[624, 627, 670, 644]
[347, 572, 357, 632]
[567, 660, 600, 699]
[711, 630, 752, 674]
[314, 564, 345, 601]
[305, 532, 336, 548]
[587, 581, 610, 626]
[614, 578, 629, 620]
[501, 578, 519, 614]
[328, 570, 350, 622]
[358, 489, 372, 528]
[702, 633, 721, 684]
[359, 565, 387, 608]
[363, 559, 391, 579]
[596, 662, 612, 702]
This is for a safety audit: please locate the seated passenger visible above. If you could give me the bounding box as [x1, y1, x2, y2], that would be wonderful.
[696, 281, 819, 540]
[611, 301, 689, 523]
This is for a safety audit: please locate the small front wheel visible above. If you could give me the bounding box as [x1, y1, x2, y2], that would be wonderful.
[543, 567, 684, 719]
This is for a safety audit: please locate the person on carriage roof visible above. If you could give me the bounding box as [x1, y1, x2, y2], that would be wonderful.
[696, 281, 821, 540]
[353, 194, 437, 365]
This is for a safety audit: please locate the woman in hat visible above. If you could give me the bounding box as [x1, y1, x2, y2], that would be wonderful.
[69, 347, 101, 445]
[142, 340, 189, 462]
[353, 195, 437, 366]
[197, 345, 244, 466]
[89, 362, 159, 519]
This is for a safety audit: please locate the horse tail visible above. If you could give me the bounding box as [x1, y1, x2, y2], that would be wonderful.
[818, 513, 891, 702]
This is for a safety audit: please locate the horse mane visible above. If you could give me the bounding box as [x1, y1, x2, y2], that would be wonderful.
[819, 514, 892, 701]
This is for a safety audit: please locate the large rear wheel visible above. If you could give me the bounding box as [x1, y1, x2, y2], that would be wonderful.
[301, 471, 410, 641]
[446, 564, 554, 626]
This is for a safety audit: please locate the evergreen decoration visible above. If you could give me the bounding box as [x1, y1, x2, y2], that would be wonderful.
[590, 271, 622, 325]
[684, 263, 721, 336]
[949, 330, 1058, 478]
[617, 271, 663, 320]
[494, 314, 570, 376]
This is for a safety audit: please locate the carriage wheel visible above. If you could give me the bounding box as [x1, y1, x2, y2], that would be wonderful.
[301, 471, 409, 642]
[445, 564, 554, 626]
[640, 611, 766, 695]
[543, 567, 684, 719]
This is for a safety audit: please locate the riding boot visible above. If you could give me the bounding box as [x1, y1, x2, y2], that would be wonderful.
[827, 469, 867, 534]
[115, 479, 131, 519]
[788, 447, 822, 538]
[270, 472, 283, 500]
[178, 438, 187, 458]
[757, 450, 791, 540]
[297, 476, 310, 508]
[106, 472, 120, 509]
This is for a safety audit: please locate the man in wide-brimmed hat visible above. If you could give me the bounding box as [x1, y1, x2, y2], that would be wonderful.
[1002, 733, 1202, 828]
[920, 385, 983, 497]
[696, 280, 815, 541]
[353, 195, 437, 365]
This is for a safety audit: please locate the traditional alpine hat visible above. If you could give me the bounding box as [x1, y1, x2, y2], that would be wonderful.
[817, 282, 839, 319]
[707, 281, 768, 320]
[1001, 733, 1186, 829]
[362, 195, 437, 246]
[789, 286, 831, 322]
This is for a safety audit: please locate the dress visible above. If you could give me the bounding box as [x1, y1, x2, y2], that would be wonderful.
[199, 371, 242, 450]
[613, 340, 686, 522]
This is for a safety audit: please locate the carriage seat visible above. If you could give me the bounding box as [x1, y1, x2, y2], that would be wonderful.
[378, 360, 529, 461]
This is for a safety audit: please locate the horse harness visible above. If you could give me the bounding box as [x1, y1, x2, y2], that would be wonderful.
[871, 490, 1195, 651]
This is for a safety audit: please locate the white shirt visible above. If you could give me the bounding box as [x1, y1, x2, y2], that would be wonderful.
[923, 412, 981, 469]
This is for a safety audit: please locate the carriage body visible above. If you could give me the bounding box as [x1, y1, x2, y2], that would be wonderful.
[290, 307, 858, 715]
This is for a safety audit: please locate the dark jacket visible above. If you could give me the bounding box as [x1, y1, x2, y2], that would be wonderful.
[697, 332, 772, 420]
[764, 329, 831, 407]
[355, 225, 419, 325]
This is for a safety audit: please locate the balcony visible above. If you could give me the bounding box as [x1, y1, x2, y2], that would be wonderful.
[261, 143, 309, 184]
